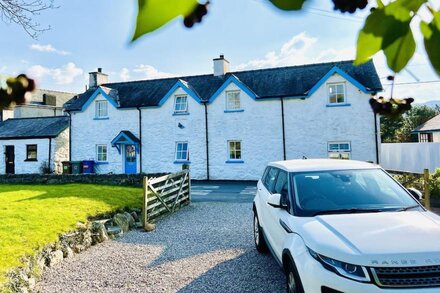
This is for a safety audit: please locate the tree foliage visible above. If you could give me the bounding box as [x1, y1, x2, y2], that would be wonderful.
[381, 105, 439, 142]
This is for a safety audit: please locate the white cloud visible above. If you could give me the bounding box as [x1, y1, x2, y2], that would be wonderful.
[30, 44, 71, 56]
[27, 62, 83, 85]
[0, 66, 6, 73]
[235, 32, 317, 70]
[120, 68, 130, 81]
[133, 64, 175, 79]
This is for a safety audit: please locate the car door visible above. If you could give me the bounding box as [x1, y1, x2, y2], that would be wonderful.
[258, 167, 279, 246]
[266, 169, 291, 260]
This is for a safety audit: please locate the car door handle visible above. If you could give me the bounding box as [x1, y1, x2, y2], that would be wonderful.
[279, 219, 293, 234]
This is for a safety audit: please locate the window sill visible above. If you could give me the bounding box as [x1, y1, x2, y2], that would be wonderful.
[93, 117, 110, 120]
[95, 161, 109, 165]
[224, 109, 244, 113]
[24, 159, 38, 162]
[326, 103, 351, 108]
[174, 160, 191, 164]
[173, 112, 190, 116]
[225, 160, 244, 164]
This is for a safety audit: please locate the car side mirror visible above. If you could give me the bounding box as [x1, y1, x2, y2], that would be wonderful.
[267, 193, 282, 208]
[407, 188, 423, 201]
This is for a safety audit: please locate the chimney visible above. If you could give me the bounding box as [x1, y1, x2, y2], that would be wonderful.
[89, 68, 108, 88]
[213, 54, 230, 76]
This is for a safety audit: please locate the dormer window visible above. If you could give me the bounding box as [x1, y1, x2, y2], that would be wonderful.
[95, 100, 108, 118]
[226, 91, 241, 111]
[328, 83, 346, 104]
[174, 95, 188, 113]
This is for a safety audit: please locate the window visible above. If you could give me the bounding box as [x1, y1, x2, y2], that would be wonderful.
[174, 95, 188, 113]
[175, 142, 189, 161]
[26, 144, 37, 161]
[420, 133, 433, 142]
[328, 83, 346, 104]
[263, 167, 279, 193]
[228, 140, 242, 160]
[96, 144, 107, 162]
[328, 142, 351, 160]
[95, 100, 108, 118]
[226, 91, 241, 110]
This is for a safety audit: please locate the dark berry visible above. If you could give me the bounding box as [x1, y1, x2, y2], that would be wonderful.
[183, 3, 208, 28]
[183, 17, 194, 28]
[387, 75, 395, 81]
[332, 0, 368, 13]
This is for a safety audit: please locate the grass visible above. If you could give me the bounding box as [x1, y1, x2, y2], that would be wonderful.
[0, 183, 143, 285]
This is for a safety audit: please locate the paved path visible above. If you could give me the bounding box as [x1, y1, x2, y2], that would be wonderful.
[37, 182, 285, 293]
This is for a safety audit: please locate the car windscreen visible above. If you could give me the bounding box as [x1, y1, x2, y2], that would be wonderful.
[291, 168, 420, 217]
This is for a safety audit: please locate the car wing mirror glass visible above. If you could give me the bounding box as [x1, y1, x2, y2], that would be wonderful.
[407, 188, 423, 201]
[267, 193, 282, 208]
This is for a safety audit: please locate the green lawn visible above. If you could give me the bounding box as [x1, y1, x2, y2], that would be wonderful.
[0, 184, 143, 285]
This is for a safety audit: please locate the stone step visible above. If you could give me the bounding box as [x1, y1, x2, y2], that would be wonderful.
[106, 226, 123, 238]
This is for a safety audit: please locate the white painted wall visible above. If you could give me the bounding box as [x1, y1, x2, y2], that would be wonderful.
[207, 82, 283, 180]
[70, 93, 139, 174]
[381, 143, 440, 174]
[0, 138, 49, 174]
[141, 87, 207, 179]
[283, 73, 377, 163]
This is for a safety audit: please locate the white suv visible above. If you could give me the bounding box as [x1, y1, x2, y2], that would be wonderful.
[253, 159, 440, 293]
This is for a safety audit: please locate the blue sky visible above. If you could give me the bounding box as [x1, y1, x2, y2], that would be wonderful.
[0, 0, 439, 102]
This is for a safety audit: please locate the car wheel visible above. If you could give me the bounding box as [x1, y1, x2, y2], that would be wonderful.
[285, 260, 304, 293]
[253, 212, 268, 253]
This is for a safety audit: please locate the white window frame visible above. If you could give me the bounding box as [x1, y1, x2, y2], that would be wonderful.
[174, 95, 188, 113]
[228, 140, 242, 160]
[328, 141, 351, 160]
[175, 142, 189, 161]
[96, 144, 108, 162]
[95, 100, 108, 118]
[327, 83, 346, 104]
[225, 90, 241, 110]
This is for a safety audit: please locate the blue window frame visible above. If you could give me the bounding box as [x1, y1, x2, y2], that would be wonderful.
[175, 142, 189, 161]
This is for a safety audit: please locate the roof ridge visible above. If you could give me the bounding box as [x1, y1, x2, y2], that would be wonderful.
[35, 89, 77, 95]
[5, 116, 68, 121]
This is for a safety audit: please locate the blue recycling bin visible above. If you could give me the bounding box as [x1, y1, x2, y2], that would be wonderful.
[82, 160, 95, 174]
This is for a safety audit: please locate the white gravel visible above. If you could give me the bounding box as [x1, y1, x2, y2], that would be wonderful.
[36, 202, 285, 293]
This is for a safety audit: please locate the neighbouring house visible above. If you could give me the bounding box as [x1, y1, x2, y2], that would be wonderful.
[412, 114, 440, 142]
[0, 116, 69, 174]
[1, 89, 75, 121]
[64, 57, 382, 180]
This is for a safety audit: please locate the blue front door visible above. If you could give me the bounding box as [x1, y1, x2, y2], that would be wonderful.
[125, 144, 137, 174]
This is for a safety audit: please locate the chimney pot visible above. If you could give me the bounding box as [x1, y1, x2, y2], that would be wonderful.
[98, 68, 102, 73]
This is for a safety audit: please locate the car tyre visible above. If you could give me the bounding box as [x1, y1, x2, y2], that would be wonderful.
[253, 212, 268, 253]
[285, 259, 305, 293]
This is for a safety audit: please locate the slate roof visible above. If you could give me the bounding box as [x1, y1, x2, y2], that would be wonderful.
[65, 60, 382, 111]
[412, 114, 440, 133]
[0, 116, 69, 140]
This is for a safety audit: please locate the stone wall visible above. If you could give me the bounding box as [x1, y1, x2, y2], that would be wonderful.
[0, 173, 167, 186]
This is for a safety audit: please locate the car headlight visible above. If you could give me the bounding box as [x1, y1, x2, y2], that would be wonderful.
[308, 248, 370, 282]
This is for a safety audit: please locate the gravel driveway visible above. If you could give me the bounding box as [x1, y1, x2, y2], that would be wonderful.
[37, 182, 285, 293]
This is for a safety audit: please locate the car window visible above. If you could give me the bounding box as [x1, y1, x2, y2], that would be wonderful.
[264, 167, 278, 193]
[274, 170, 288, 195]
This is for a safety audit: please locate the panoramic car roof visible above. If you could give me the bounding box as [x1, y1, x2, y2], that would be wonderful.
[269, 159, 379, 173]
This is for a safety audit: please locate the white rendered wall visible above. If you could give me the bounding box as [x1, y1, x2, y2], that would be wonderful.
[283, 73, 377, 163]
[0, 138, 50, 174]
[207, 82, 284, 180]
[70, 93, 139, 174]
[141, 87, 207, 179]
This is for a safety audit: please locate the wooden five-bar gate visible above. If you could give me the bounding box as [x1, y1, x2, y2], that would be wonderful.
[142, 170, 191, 229]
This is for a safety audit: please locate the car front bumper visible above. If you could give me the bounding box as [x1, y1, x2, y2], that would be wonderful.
[295, 250, 440, 293]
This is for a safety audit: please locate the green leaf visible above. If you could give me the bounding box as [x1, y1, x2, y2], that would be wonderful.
[420, 11, 440, 75]
[269, 0, 305, 11]
[376, 0, 384, 8]
[132, 0, 198, 41]
[383, 28, 416, 72]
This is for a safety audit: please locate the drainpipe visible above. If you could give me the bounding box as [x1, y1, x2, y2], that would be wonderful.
[67, 111, 72, 161]
[48, 137, 52, 173]
[280, 98, 286, 160]
[204, 102, 210, 180]
[374, 112, 379, 164]
[137, 107, 143, 173]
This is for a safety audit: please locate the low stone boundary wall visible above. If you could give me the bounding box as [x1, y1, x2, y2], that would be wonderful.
[0, 173, 167, 187]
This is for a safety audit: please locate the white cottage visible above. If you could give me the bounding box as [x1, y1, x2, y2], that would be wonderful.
[0, 116, 69, 174]
[65, 58, 383, 180]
